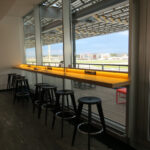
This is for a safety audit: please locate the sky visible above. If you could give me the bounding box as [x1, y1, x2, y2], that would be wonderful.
[26, 30, 129, 57]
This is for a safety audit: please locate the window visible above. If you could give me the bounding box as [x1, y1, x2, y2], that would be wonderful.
[71, 0, 129, 131]
[40, 1, 63, 67]
[75, 31, 129, 72]
[23, 11, 36, 65]
[39, 0, 64, 89]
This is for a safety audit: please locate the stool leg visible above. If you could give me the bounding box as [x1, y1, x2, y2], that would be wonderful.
[34, 86, 38, 102]
[13, 81, 18, 104]
[13, 95, 17, 104]
[45, 107, 48, 126]
[25, 96, 29, 103]
[116, 91, 119, 104]
[12, 77, 16, 89]
[88, 104, 91, 150]
[33, 102, 36, 114]
[38, 92, 43, 119]
[26, 80, 30, 91]
[38, 105, 42, 119]
[66, 95, 69, 109]
[7, 75, 10, 89]
[48, 90, 52, 103]
[22, 97, 25, 107]
[61, 95, 64, 138]
[52, 94, 60, 129]
[52, 112, 56, 129]
[38, 90, 45, 119]
[12, 77, 14, 89]
[72, 103, 83, 146]
[71, 94, 77, 113]
[51, 89, 55, 103]
[97, 102, 106, 132]
[24, 96, 29, 103]
[9, 75, 11, 89]
[51, 89, 54, 103]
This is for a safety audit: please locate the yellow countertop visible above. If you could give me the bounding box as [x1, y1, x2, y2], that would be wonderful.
[13, 64, 130, 88]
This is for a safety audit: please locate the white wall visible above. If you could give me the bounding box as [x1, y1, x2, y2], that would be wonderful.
[0, 16, 23, 68]
[0, 0, 43, 90]
[0, 16, 24, 89]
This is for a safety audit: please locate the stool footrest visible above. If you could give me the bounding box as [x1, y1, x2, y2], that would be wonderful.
[78, 122, 103, 135]
[56, 111, 76, 120]
[16, 91, 30, 97]
[42, 103, 55, 110]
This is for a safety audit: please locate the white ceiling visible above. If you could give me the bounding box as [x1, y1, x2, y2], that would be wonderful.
[0, 0, 43, 19]
[0, 0, 16, 20]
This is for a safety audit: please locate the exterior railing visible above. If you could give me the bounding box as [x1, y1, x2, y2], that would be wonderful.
[26, 61, 36, 65]
[75, 63, 128, 72]
[26, 61, 128, 72]
[43, 62, 60, 67]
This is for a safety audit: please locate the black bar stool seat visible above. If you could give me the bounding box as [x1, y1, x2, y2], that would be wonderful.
[79, 96, 101, 104]
[72, 96, 105, 150]
[16, 91, 30, 97]
[56, 111, 76, 120]
[56, 90, 74, 95]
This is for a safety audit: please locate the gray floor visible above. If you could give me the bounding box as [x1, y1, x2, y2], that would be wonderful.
[0, 91, 111, 150]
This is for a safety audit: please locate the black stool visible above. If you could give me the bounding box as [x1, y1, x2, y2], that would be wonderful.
[7, 73, 16, 89]
[52, 90, 77, 138]
[41, 85, 57, 126]
[13, 76, 26, 94]
[72, 96, 105, 150]
[12, 75, 22, 89]
[14, 78, 30, 104]
[34, 83, 50, 102]
[33, 83, 50, 119]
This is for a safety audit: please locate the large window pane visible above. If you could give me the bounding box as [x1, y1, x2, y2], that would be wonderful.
[39, 0, 63, 89]
[71, 0, 129, 131]
[23, 12, 36, 65]
[40, 1, 63, 67]
[76, 31, 129, 72]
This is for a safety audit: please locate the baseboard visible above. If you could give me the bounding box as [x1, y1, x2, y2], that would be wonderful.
[0, 89, 12, 92]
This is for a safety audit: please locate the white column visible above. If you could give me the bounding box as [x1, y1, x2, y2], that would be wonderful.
[34, 6, 42, 83]
[128, 0, 139, 143]
[129, 0, 150, 148]
[63, 0, 73, 67]
[62, 0, 73, 89]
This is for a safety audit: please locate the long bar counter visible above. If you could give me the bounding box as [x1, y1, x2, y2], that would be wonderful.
[14, 64, 130, 88]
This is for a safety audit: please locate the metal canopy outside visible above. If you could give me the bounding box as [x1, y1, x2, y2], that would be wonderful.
[24, 0, 129, 48]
